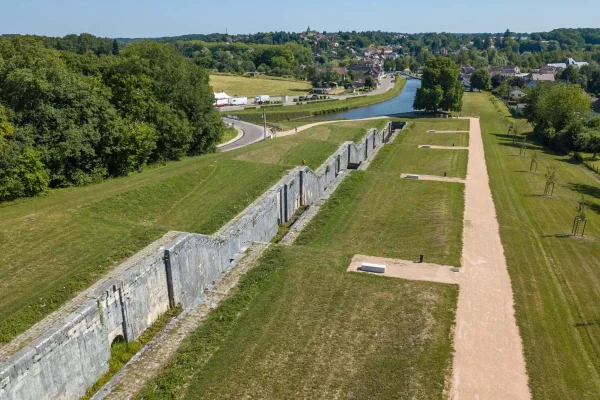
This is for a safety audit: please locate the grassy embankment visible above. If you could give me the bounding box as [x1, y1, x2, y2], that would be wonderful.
[136, 119, 467, 400]
[228, 78, 407, 125]
[209, 74, 311, 98]
[218, 127, 239, 145]
[0, 119, 384, 343]
[463, 92, 600, 399]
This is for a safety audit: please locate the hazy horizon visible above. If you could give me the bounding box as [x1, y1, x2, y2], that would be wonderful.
[2, 0, 599, 38]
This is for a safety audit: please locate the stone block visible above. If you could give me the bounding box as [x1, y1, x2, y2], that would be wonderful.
[361, 262, 386, 273]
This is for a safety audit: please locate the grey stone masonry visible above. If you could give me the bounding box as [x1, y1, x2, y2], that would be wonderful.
[0, 122, 397, 400]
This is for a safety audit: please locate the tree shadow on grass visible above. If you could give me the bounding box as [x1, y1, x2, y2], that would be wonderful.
[586, 202, 600, 215]
[540, 233, 575, 238]
[568, 183, 600, 200]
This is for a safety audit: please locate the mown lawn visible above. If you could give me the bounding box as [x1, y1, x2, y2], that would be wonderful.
[209, 74, 311, 97]
[463, 92, 600, 399]
[0, 120, 381, 343]
[136, 118, 464, 400]
[401, 120, 469, 147]
[369, 120, 470, 179]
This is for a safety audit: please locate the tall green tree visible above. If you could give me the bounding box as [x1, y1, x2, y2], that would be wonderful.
[470, 68, 491, 91]
[112, 39, 120, 55]
[524, 82, 591, 150]
[414, 57, 463, 112]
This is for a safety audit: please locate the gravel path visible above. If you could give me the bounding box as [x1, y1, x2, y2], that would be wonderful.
[450, 118, 530, 399]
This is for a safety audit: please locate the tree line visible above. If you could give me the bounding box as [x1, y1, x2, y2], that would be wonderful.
[523, 82, 599, 155]
[0, 36, 222, 202]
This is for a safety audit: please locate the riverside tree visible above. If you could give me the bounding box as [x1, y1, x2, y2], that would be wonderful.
[414, 57, 463, 112]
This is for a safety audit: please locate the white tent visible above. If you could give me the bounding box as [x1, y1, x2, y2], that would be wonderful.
[213, 91, 232, 107]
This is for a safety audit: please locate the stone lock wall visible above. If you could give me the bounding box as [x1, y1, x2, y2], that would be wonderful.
[0, 122, 395, 400]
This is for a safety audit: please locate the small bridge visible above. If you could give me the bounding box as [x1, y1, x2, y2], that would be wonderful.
[396, 71, 422, 80]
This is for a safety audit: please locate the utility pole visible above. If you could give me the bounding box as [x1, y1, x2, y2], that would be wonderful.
[263, 108, 267, 140]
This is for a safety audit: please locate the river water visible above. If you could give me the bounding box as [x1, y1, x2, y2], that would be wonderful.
[323, 78, 421, 120]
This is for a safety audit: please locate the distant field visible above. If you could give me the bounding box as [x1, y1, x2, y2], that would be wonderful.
[463, 93, 600, 398]
[209, 74, 311, 97]
[0, 119, 382, 343]
[136, 118, 465, 399]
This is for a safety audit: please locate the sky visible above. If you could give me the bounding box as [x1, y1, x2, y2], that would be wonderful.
[2, 0, 599, 38]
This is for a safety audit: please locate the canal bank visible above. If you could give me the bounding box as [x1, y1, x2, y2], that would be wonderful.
[317, 78, 421, 120]
[228, 77, 415, 125]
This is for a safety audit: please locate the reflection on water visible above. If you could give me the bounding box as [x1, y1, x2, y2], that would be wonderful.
[322, 78, 421, 120]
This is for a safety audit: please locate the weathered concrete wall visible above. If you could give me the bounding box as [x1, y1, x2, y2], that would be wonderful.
[0, 122, 394, 400]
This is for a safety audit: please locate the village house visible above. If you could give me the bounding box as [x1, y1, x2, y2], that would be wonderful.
[510, 89, 525, 100]
[526, 73, 555, 88]
[489, 65, 521, 77]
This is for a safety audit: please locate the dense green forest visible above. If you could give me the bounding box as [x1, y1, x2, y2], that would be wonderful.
[0, 36, 222, 201]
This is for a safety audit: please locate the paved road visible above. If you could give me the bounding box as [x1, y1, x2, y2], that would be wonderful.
[219, 118, 269, 152]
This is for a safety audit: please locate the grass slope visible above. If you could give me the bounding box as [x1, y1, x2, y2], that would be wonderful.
[137, 118, 465, 400]
[210, 74, 311, 97]
[463, 92, 600, 399]
[0, 120, 380, 343]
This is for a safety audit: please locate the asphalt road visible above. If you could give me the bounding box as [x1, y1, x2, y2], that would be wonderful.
[219, 118, 269, 152]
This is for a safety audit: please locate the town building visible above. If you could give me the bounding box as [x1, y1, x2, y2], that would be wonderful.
[526, 73, 555, 88]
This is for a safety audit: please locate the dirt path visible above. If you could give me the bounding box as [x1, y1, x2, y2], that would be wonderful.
[401, 173, 466, 184]
[277, 116, 390, 137]
[450, 118, 530, 399]
[347, 255, 459, 285]
[418, 145, 469, 150]
[427, 130, 470, 133]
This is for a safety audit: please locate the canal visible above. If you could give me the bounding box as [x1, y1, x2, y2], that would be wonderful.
[323, 78, 421, 120]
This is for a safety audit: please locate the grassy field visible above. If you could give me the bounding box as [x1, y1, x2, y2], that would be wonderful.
[229, 78, 407, 124]
[210, 74, 311, 97]
[0, 120, 382, 343]
[462, 93, 600, 399]
[369, 120, 469, 179]
[218, 127, 238, 144]
[136, 119, 465, 399]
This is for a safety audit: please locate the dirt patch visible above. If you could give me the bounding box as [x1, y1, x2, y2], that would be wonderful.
[347, 254, 460, 285]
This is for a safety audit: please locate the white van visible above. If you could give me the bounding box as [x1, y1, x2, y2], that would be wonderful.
[231, 97, 248, 106]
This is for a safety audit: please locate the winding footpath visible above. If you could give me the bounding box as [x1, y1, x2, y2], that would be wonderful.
[450, 118, 530, 399]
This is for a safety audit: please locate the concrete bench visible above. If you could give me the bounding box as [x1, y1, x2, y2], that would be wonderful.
[405, 174, 420, 179]
[360, 262, 386, 273]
